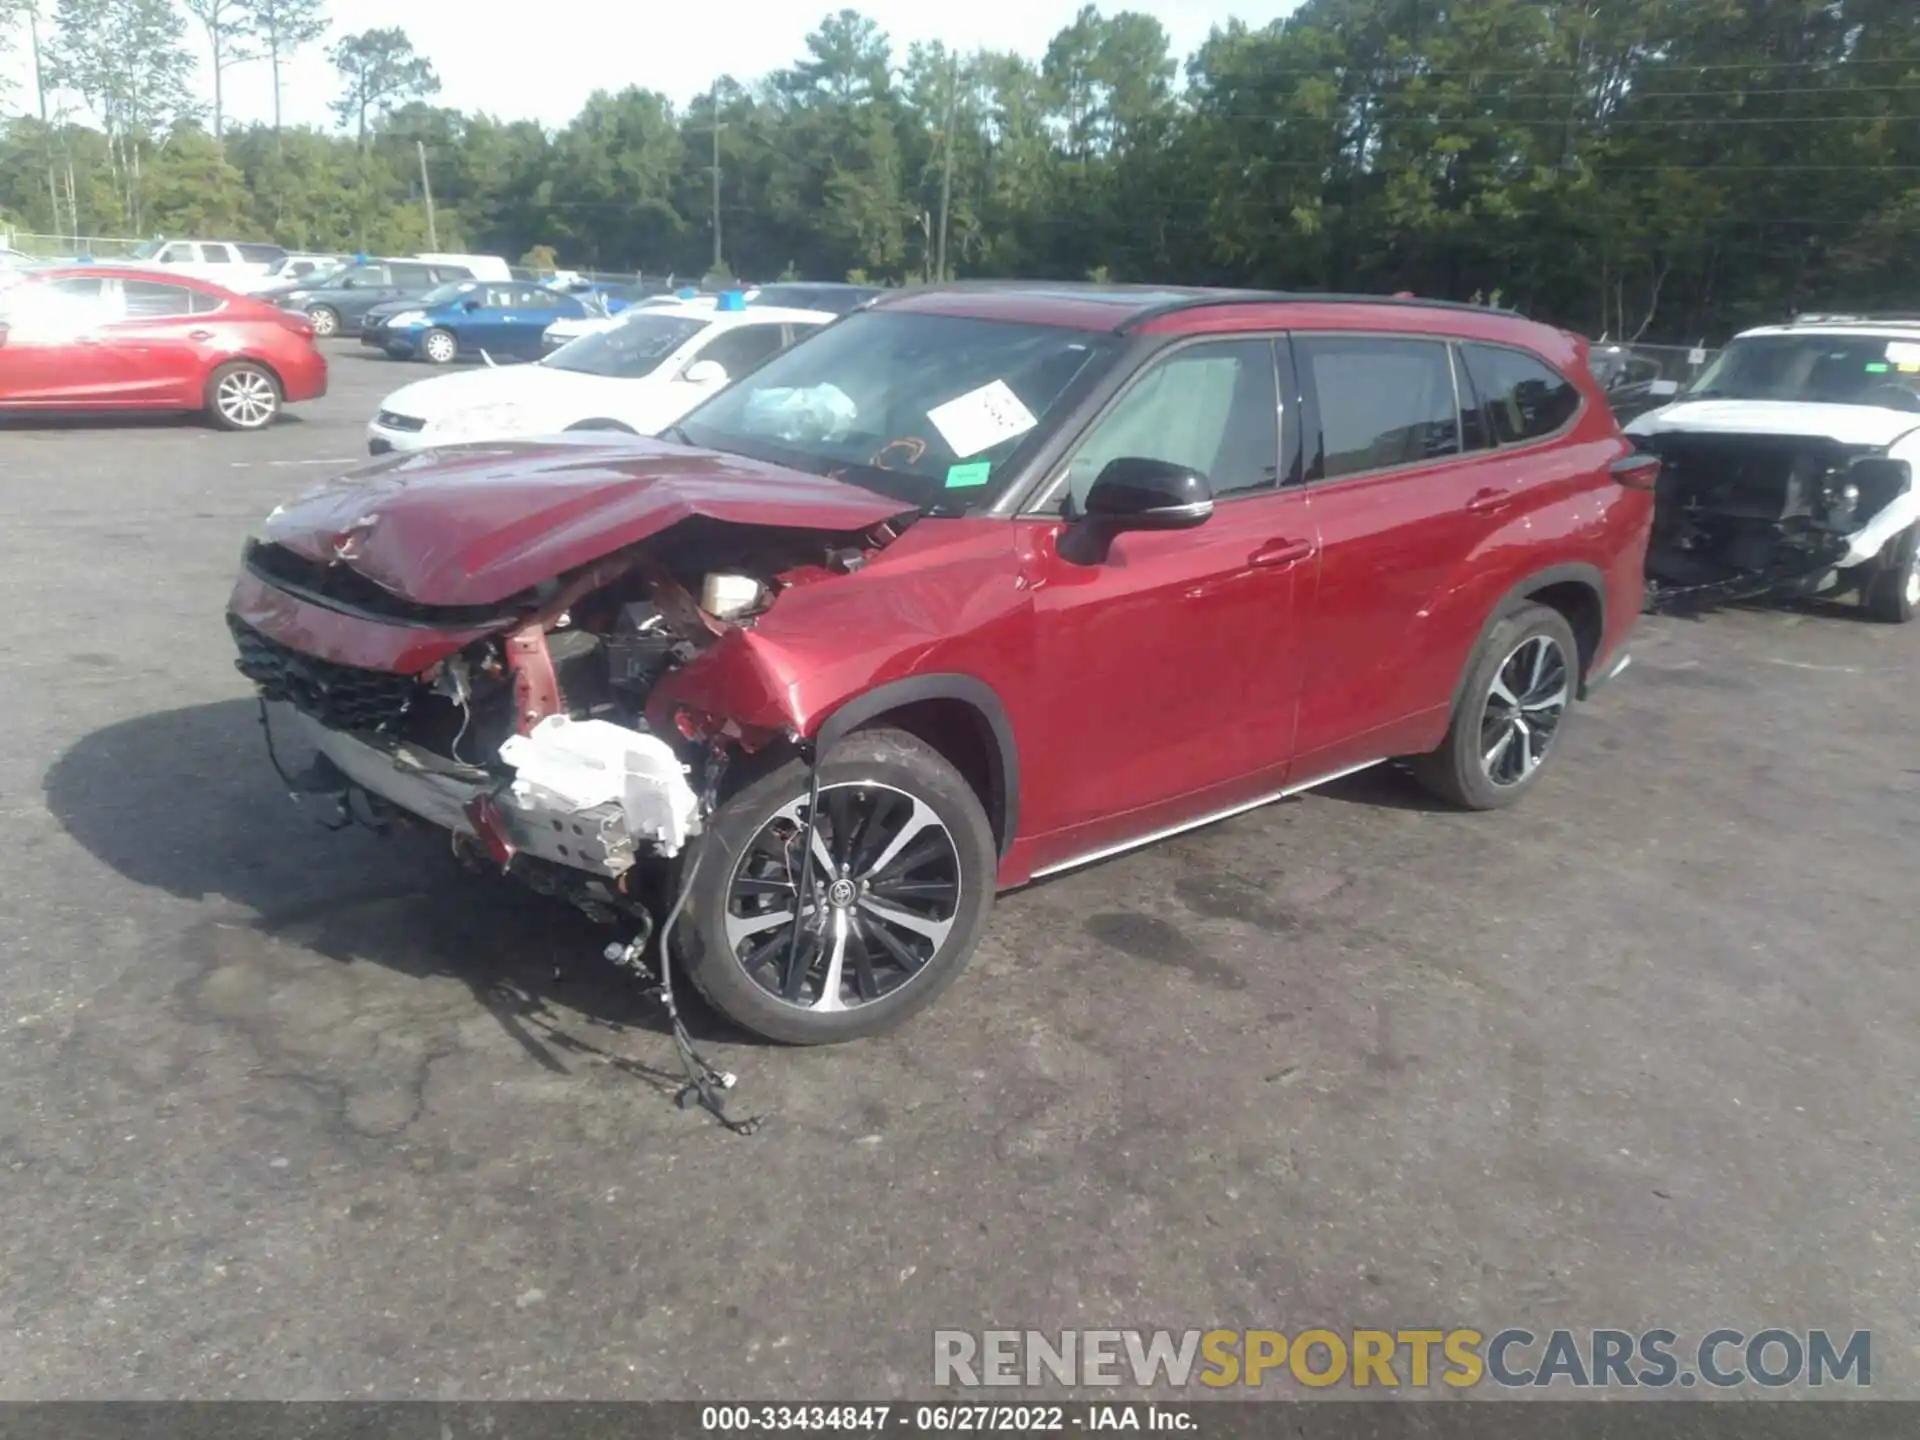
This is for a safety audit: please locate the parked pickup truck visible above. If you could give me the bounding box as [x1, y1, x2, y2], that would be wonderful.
[101, 238, 289, 292]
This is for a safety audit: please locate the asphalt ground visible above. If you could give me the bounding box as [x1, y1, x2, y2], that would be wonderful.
[1, 346, 1917, 1399]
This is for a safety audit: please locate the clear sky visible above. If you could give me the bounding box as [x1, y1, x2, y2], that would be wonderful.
[8, 0, 1303, 133]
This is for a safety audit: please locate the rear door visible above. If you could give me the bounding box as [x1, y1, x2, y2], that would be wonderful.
[496, 287, 575, 357]
[1290, 333, 1518, 775]
[100, 278, 218, 404]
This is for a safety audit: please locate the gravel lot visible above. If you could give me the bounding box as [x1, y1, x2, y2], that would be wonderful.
[2, 346, 1917, 1399]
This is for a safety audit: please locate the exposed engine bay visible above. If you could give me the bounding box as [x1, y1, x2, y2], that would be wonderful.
[229, 513, 897, 923]
[1634, 431, 1912, 604]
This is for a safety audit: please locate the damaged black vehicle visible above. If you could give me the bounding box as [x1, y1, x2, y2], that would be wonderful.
[1626, 316, 1920, 621]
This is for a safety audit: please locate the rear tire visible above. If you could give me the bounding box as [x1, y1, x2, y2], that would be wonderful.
[205, 361, 281, 431]
[1410, 603, 1580, 811]
[306, 305, 339, 337]
[421, 328, 458, 365]
[679, 728, 998, 1045]
[1861, 522, 1920, 623]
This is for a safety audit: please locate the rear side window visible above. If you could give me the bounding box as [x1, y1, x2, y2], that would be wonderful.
[236, 243, 283, 263]
[1301, 336, 1461, 479]
[120, 280, 196, 318]
[1461, 343, 1581, 445]
[433, 266, 472, 281]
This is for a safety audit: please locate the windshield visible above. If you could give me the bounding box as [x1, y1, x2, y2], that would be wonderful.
[544, 313, 708, 378]
[1686, 334, 1920, 412]
[675, 311, 1119, 512]
[419, 281, 479, 307]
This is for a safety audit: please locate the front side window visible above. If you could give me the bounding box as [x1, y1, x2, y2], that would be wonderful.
[544, 313, 708, 378]
[1462, 343, 1580, 444]
[419, 281, 479, 308]
[693, 323, 789, 380]
[201, 243, 236, 264]
[335, 265, 386, 289]
[676, 310, 1120, 514]
[1051, 339, 1281, 514]
[391, 263, 435, 286]
[1303, 336, 1461, 479]
[158, 243, 196, 263]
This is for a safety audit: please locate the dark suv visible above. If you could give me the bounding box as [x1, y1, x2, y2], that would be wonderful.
[227, 284, 1653, 1045]
[267, 260, 474, 338]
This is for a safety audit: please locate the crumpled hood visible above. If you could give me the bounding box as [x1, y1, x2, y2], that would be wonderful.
[1628, 399, 1920, 450]
[255, 437, 913, 608]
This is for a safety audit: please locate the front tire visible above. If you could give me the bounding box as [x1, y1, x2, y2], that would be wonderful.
[205, 361, 281, 431]
[421, 328, 458, 365]
[680, 728, 998, 1045]
[1410, 603, 1579, 810]
[1861, 522, 1920, 623]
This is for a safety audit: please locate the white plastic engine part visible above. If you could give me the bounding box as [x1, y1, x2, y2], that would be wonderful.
[498, 715, 700, 856]
[700, 572, 765, 619]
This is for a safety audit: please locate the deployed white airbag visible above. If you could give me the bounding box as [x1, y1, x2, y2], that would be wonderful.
[499, 715, 700, 857]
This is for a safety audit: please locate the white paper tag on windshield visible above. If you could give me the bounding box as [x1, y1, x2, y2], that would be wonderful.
[1650, 378, 1679, 396]
[927, 380, 1038, 460]
[1687, 347, 1707, 365]
[1885, 341, 1920, 366]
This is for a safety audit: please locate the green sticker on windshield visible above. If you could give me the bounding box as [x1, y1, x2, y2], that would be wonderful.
[1866, 362, 1891, 373]
[945, 461, 993, 489]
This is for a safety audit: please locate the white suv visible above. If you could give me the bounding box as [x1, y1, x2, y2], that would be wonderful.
[1627, 313, 1920, 621]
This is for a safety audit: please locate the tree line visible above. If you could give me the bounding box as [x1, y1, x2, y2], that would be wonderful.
[0, 0, 1916, 342]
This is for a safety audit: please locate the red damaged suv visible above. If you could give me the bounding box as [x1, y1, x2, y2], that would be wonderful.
[228, 285, 1653, 1045]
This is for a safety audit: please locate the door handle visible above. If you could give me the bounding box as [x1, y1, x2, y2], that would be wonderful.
[1249, 537, 1317, 569]
[1466, 486, 1513, 514]
[188, 330, 213, 341]
[75, 336, 103, 346]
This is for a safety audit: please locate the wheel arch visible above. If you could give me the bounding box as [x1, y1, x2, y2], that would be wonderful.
[1450, 562, 1607, 713]
[813, 674, 1020, 856]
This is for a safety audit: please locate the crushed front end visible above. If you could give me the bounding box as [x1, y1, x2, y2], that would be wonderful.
[226, 511, 895, 927]
[1634, 431, 1911, 608]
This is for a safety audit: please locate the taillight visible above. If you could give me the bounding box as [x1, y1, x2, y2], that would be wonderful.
[1611, 451, 1661, 491]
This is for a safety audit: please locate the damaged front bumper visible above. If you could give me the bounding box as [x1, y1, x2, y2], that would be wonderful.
[282, 708, 683, 880]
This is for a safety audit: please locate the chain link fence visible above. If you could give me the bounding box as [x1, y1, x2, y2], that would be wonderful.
[1590, 340, 1721, 422]
[1, 231, 149, 259]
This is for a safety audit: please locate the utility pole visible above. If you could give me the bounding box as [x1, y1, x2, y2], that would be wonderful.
[934, 52, 958, 283]
[702, 89, 726, 274]
[417, 140, 439, 250]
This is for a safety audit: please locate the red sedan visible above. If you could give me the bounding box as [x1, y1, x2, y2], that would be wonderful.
[0, 267, 327, 430]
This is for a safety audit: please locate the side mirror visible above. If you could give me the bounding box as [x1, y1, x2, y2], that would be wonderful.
[683, 359, 728, 386]
[1081, 457, 1214, 531]
[462, 299, 482, 312]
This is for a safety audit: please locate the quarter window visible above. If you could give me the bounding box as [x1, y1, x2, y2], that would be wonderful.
[1461, 343, 1581, 444]
[1058, 338, 1281, 513]
[1302, 336, 1461, 479]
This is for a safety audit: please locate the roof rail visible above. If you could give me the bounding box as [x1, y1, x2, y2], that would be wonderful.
[1787, 311, 1920, 325]
[1119, 289, 1528, 331]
